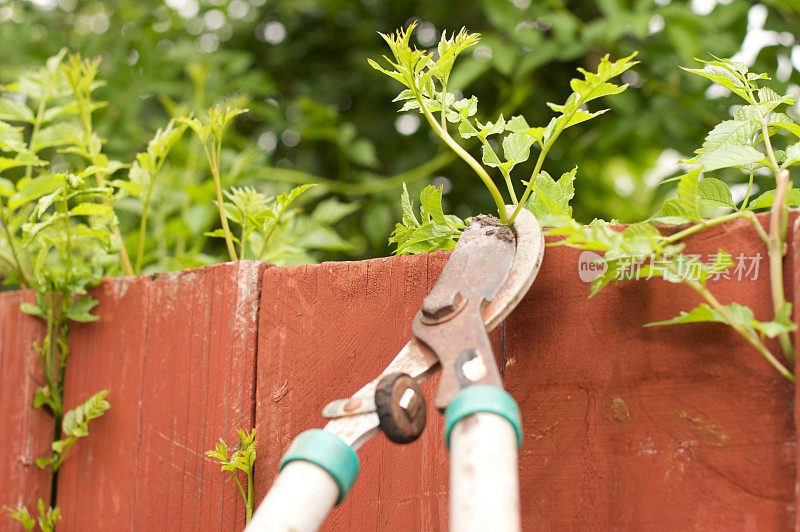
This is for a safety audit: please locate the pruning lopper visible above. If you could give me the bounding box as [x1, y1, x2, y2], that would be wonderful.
[246, 206, 544, 532]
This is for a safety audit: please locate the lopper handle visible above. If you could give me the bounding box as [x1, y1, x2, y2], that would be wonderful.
[245, 430, 359, 532]
[445, 386, 522, 532]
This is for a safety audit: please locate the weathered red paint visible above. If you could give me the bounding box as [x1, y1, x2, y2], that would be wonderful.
[56, 261, 266, 531]
[1, 212, 798, 530]
[0, 290, 51, 520]
[255, 212, 796, 530]
[255, 253, 489, 530]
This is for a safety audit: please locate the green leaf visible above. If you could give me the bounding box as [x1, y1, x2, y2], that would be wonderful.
[681, 61, 750, 100]
[389, 184, 464, 254]
[8, 504, 36, 532]
[398, 183, 419, 227]
[523, 168, 576, 223]
[62, 389, 110, 438]
[204, 229, 241, 244]
[501, 131, 534, 169]
[698, 178, 734, 208]
[0, 176, 14, 197]
[701, 120, 757, 152]
[419, 184, 448, 226]
[696, 145, 765, 172]
[481, 143, 502, 167]
[9, 173, 65, 209]
[70, 202, 115, 219]
[0, 152, 46, 173]
[646, 301, 796, 338]
[782, 141, 800, 168]
[676, 169, 701, 219]
[21, 302, 46, 318]
[748, 188, 800, 209]
[32, 122, 83, 152]
[0, 120, 26, 152]
[34, 386, 56, 409]
[0, 97, 34, 122]
[64, 296, 99, 322]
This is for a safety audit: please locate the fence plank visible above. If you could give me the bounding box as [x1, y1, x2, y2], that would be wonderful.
[56, 261, 266, 531]
[0, 290, 51, 526]
[254, 252, 502, 531]
[506, 213, 794, 530]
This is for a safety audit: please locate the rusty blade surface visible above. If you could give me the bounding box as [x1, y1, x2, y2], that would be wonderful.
[412, 216, 517, 409]
[324, 206, 544, 448]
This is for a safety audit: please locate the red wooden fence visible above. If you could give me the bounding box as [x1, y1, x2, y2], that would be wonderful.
[1, 213, 799, 530]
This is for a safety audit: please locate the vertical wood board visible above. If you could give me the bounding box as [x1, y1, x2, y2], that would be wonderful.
[0, 290, 51, 526]
[56, 261, 266, 531]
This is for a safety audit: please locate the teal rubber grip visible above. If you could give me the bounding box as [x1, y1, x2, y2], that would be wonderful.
[279, 429, 359, 504]
[444, 385, 523, 449]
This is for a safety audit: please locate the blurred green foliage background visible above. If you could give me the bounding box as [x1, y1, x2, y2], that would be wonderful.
[1, 0, 798, 261]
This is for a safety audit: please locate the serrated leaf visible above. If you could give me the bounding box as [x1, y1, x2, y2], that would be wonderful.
[698, 178, 734, 208]
[0, 120, 26, 151]
[9, 173, 65, 209]
[501, 131, 533, 168]
[419, 185, 448, 226]
[62, 389, 110, 438]
[646, 301, 796, 338]
[676, 169, 700, 219]
[681, 62, 749, 100]
[523, 168, 576, 223]
[32, 122, 83, 152]
[389, 183, 464, 254]
[748, 188, 800, 209]
[702, 120, 757, 151]
[696, 145, 765, 172]
[481, 143, 502, 167]
[399, 183, 418, 227]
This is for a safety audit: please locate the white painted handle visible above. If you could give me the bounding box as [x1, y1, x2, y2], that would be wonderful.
[246, 460, 339, 532]
[449, 412, 521, 532]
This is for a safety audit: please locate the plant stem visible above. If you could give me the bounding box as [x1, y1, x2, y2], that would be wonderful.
[246, 469, 254, 523]
[203, 140, 238, 261]
[510, 141, 552, 224]
[740, 165, 755, 210]
[768, 169, 793, 364]
[134, 158, 168, 274]
[412, 86, 508, 224]
[459, 116, 519, 204]
[231, 472, 249, 519]
[745, 79, 794, 365]
[662, 210, 769, 246]
[680, 270, 794, 381]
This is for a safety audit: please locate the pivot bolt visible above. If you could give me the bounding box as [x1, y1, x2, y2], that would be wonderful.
[375, 373, 426, 444]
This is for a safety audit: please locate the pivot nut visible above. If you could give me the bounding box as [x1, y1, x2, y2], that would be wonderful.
[375, 373, 426, 444]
